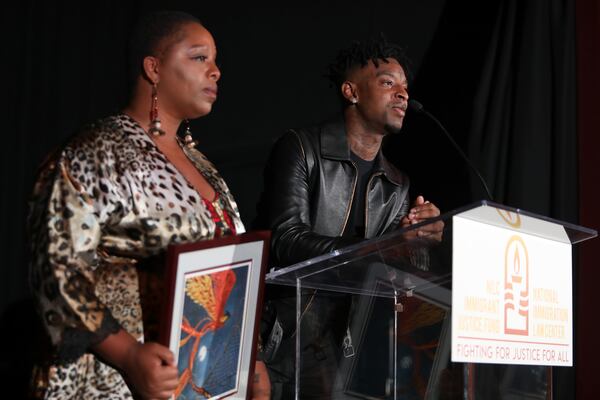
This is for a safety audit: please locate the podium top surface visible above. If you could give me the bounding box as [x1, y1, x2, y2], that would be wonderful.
[264, 201, 596, 299]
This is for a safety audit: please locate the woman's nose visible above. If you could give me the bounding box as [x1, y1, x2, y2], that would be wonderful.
[209, 62, 221, 81]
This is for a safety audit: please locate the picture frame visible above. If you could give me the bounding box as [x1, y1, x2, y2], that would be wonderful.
[160, 231, 270, 400]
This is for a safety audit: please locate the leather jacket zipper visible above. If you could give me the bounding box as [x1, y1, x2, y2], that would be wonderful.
[340, 161, 358, 236]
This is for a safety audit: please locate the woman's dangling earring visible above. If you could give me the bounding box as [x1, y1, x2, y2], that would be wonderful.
[183, 119, 197, 148]
[149, 83, 165, 136]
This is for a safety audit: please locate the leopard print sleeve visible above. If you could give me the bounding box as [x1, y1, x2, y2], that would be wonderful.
[29, 136, 123, 364]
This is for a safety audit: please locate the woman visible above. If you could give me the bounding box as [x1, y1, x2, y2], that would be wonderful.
[28, 10, 269, 400]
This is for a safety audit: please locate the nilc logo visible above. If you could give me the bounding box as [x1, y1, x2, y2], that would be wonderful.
[504, 235, 529, 335]
[496, 209, 522, 228]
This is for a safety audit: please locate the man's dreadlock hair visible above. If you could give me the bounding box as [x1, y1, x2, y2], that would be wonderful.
[325, 33, 412, 106]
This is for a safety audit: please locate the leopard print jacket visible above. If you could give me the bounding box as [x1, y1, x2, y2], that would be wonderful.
[28, 114, 245, 399]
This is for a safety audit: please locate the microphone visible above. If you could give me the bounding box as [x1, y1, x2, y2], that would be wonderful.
[408, 99, 494, 201]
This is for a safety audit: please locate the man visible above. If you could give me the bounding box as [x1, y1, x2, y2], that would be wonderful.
[255, 35, 441, 398]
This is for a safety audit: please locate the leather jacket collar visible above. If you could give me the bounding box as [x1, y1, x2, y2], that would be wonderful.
[319, 119, 406, 186]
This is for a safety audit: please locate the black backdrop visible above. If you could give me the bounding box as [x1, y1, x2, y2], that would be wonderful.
[2, 0, 587, 398]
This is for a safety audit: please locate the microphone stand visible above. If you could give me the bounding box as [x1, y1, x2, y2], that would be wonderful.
[408, 99, 494, 201]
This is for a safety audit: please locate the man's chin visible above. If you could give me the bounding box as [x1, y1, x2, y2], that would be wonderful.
[384, 122, 403, 135]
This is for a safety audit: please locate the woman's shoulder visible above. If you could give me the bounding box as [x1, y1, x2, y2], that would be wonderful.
[65, 114, 138, 150]
[58, 114, 148, 165]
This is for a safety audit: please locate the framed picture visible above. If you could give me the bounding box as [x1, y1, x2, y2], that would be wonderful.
[160, 231, 270, 400]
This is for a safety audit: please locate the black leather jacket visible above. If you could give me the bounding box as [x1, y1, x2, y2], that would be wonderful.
[255, 119, 410, 267]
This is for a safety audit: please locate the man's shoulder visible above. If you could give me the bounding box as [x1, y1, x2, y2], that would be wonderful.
[279, 118, 345, 153]
[272, 125, 319, 156]
[282, 117, 344, 140]
[280, 123, 321, 142]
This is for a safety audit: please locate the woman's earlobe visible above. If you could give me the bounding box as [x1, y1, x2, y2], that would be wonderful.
[142, 56, 160, 83]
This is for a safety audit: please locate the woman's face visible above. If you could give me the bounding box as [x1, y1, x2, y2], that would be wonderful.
[156, 23, 220, 119]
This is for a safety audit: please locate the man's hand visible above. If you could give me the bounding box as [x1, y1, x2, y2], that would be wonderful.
[400, 195, 444, 240]
[251, 360, 271, 399]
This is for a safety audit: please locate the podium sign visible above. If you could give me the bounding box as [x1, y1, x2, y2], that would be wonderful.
[452, 207, 573, 366]
[265, 201, 596, 398]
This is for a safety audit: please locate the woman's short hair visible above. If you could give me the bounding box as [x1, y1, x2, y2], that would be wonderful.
[128, 10, 202, 83]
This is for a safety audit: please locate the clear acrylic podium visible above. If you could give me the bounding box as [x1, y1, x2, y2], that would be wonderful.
[264, 201, 597, 400]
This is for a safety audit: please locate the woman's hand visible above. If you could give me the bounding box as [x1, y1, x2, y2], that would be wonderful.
[122, 342, 179, 400]
[92, 330, 178, 400]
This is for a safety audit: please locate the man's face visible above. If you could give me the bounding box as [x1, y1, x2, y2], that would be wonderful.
[346, 58, 408, 134]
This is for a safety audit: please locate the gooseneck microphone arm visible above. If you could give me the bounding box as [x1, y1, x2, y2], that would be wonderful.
[408, 99, 494, 201]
